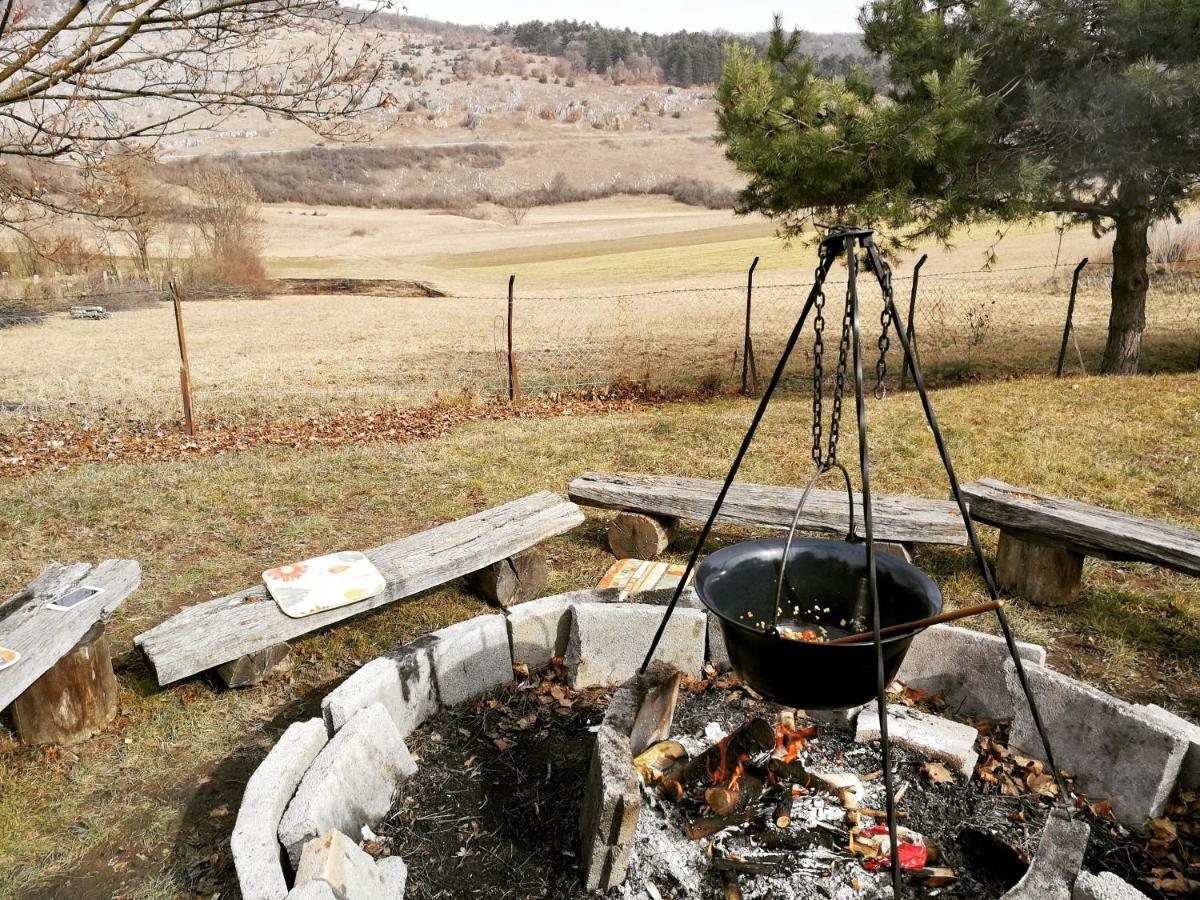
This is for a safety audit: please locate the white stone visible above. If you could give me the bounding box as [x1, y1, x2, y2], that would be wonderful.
[279, 704, 417, 869]
[1006, 662, 1188, 828]
[898, 623, 1045, 719]
[1003, 809, 1090, 900]
[232, 718, 329, 900]
[1073, 871, 1152, 900]
[322, 635, 439, 739]
[1138, 703, 1200, 791]
[427, 614, 513, 706]
[565, 602, 706, 688]
[505, 589, 619, 667]
[285, 882, 338, 900]
[808, 705, 863, 732]
[855, 701, 980, 779]
[295, 829, 408, 900]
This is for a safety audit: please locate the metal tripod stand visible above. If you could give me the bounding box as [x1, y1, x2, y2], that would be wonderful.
[639, 226, 1066, 898]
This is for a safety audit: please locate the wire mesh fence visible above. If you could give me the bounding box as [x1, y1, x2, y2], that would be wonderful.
[1, 258, 1197, 422]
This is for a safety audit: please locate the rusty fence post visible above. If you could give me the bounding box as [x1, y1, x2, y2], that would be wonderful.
[1056, 258, 1089, 378]
[171, 281, 195, 436]
[899, 254, 928, 391]
[741, 256, 760, 394]
[506, 274, 520, 401]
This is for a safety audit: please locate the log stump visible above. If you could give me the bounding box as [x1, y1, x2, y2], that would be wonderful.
[217, 642, 292, 688]
[466, 547, 549, 608]
[995, 530, 1084, 606]
[608, 511, 676, 559]
[11, 622, 118, 745]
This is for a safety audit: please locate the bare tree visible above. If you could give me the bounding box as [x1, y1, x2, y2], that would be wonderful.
[500, 191, 533, 226]
[189, 163, 264, 283]
[103, 156, 175, 272]
[0, 0, 394, 241]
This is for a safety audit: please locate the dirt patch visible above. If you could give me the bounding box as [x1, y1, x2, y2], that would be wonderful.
[270, 278, 446, 297]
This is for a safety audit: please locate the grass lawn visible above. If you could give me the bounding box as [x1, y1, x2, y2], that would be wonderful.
[0, 373, 1198, 898]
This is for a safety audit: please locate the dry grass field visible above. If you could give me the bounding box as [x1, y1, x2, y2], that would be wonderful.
[0, 375, 1197, 898]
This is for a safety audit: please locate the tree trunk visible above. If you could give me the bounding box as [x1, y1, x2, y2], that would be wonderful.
[1101, 208, 1150, 375]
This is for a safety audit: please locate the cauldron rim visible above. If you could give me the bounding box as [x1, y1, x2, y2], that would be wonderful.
[694, 536, 943, 648]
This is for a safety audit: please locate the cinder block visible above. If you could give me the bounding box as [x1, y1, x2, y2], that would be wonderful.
[566, 602, 705, 689]
[294, 829, 408, 900]
[321, 634, 440, 739]
[1007, 662, 1188, 828]
[899, 623, 1045, 719]
[279, 704, 417, 869]
[578, 724, 639, 892]
[809, 705, 863, 732]
[1072, 870, 1152, 900]
[505, 589, 620, 667]
[427, 614, 513, 707]
[1003, 809, 1090, 899]
[285, 882, 338, 900]
[1138, 704, 1200, 791]
[856, 701, 980, 779]
[231, 718, 329, 900]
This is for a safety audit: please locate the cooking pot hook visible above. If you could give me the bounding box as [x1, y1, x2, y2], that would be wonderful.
[769, 460, 856, 635]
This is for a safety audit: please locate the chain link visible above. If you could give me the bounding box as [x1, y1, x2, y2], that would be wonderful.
[810, 245, 828, 467]
[872, 251, 895, 400]
[811, 238, 855, 470]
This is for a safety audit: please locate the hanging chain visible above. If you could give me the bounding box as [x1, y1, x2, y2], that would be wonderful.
[873, 253, 895, 400]
[810, 244, 828, 467]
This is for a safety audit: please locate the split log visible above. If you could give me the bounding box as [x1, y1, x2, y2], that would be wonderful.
[11, 622, 117, 745]
[634, 739, 688, 786]
[607, 511, 676, 559]
[995, 530, 1084, 606]
[773, 786, 799, 828]
[766, 757, 817, 790]
[569, 472, 968, 546]
[135, 492, 584, 685]
[465, 547, 549, 608]
[662, 718, 775, 797]
[684, 809, 754, 841]
[704, 773, 764, 817]
[710, 857, 786, 876]
[216, 642, 291, 688]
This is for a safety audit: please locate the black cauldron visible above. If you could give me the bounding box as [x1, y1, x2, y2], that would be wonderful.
[695, 537, 942, 710]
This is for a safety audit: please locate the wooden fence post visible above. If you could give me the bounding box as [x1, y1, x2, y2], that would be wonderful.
[1056, 258, 1089, 378]
[741, 256, 760, 395]
[899, 254, 928, 391]
[506, 274, 520, 401]
[171, 281, 195, 435]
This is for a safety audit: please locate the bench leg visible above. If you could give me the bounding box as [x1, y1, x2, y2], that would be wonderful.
[466, 547, 549, 608]
[216, 642, 292, 688]
[608, 511, 677, 559]
[995, 530, 1084, 606]
[12, 622, 117, 745]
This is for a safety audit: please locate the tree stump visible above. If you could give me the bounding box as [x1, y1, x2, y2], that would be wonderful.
[11, 622, 118, 745]
[995, 530, 1084, 606]
[216, 642, 292, 688]
[608, 511, 676, 559]
[466, 547, 549, 608]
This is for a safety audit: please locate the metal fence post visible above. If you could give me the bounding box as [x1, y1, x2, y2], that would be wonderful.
[507, 274, 520, 401]
[170, 281, 195, 436]
[1056, 258, 1089, 378]
[742, 256, 760, 394]
[899, 254, 927, 391]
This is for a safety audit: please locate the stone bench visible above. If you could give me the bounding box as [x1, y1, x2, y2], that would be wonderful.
[134, 492, 584, 686]
[960, 478, 1200, 605]
[569, 471, 968, 559]
[0, 560, 140, 745]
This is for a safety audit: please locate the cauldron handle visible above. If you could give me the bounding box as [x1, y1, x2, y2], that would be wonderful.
[770, 461, 857, 633]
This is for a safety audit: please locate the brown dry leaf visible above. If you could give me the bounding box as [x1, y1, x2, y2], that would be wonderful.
[493, 737, 513, 752]
[921, 762, 954, 785]
[208, 805, 229, 819]
[1146, 868, 1200, 894]
[512, 662, 530, 680]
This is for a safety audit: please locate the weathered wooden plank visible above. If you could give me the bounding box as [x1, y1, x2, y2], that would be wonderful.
[0, 559, 141, 712]
[960, 478, 1200, 577]
[134, 491, 585, 685]
[568, 472, 967, 546]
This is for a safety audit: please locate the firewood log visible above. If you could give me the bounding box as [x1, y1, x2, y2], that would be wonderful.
[663, 718, 774, 796]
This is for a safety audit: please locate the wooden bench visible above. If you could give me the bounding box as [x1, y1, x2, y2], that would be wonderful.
[0, 560, 141, 744]
[959, 478, 1200, 605]
[568, 472, 968, 559]
[134, 491, 584, 687]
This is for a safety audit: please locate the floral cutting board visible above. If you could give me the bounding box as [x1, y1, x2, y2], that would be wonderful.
[263, 551, 386, 619]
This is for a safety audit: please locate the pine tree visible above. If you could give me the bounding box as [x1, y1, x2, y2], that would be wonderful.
[717, 2, 1200, 374]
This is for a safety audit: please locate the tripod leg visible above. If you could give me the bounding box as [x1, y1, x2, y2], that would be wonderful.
[638, 251, 838, 672]
[847, 244, 903, 900]
[881, 288, 1069, 801]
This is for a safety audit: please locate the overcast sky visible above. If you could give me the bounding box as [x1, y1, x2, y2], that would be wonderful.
[396, 2, 863, 35]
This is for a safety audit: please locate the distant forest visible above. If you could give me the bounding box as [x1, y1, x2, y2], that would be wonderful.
[494, 20, 885, 88]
